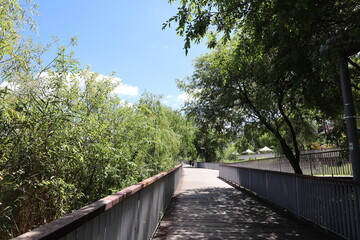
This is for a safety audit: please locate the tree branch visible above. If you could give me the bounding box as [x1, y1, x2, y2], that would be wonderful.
[348, 58, 360, 72]
[277, 91, 300, 161]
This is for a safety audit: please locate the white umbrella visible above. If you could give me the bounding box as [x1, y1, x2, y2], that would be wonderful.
[259, 146, 273, 152]
[242, 149, 255, 154]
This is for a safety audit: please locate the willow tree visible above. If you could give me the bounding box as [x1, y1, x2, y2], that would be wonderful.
[0, 0, 40, 82]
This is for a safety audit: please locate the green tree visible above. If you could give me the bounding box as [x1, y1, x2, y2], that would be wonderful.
[0, 1, 201, 237]
[166, 0, 360, 120]
[167, 0, 360, 170]
[0, 41, 198, 238]
[193, 126, 229, 162]
[0, 0, 39, 82]
[179, 37, 325, 173]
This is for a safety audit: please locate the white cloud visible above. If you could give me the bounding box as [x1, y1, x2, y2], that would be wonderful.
[120, 100, 134, 107]
[2, 71, 139, 98]
[113, 83, 139, 96]
[177, 93, 189, 102]
[177, 90, 201, 103]
[0, 81, 17, 91]
[166, 95, 173, 99]
[88, 73, 139, 97]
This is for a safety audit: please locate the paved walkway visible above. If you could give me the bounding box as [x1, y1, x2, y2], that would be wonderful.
[153, 165, 342, 240]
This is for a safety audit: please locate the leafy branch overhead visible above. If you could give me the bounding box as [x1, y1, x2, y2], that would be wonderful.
[170, 0, 360, 173]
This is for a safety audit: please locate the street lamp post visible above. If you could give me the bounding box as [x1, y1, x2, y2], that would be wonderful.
[321, 32, 360, 181]
[339, 53, 360, 181]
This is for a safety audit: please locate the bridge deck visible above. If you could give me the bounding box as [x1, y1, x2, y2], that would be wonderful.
[152, 165, 342, 240]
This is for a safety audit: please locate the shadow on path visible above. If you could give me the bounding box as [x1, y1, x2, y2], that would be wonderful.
[153, 186, 342, 240]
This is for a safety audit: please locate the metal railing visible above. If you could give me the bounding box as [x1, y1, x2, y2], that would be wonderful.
[195, 162, 221, 170]
[229, 150, 352, 176]
[219, 165, 360, 240]
[12, 164, 183, 240]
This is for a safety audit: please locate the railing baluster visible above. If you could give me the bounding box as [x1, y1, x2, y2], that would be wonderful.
[332, 181, 339, 234]
[114, 201, 123, 239]
[349, 184, 356, 240]
[98, 211, 106, 240]
[84, 219, 93, 240]
[92, 212, 100, 240]
[77, 224, 86, 240]
[343, 184, 352, 239]
[300, 178, 307, 219]
[354, 185, 360, 240]
[319, 179, 325, 226]
[66, 230, 77, 240]
[328, 181, 335, 232]
[105, 206, 115, 240]
[336, 182, 345, 237]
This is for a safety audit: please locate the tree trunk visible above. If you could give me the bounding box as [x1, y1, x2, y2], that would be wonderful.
[243, 90, 303, 174]
[280, 139, 303, 174]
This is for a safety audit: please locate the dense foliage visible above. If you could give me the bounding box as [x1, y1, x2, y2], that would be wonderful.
[179, 38, 319, 173]
[2, 0, 360, 237]
[0, 43, 197, 237]
[0, 0, 39, 83]
[0, 3, 199, 236]
[167, 0, 360, 172]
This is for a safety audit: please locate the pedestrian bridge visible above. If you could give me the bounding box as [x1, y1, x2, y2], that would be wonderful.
[13, 164, 358, 240]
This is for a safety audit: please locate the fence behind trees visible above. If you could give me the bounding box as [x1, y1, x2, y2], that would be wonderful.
[229, 149, 352, 176]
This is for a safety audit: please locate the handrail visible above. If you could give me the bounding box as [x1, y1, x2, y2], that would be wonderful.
[219, 165, 360, 239]
[226, 149, 343, 166]
[12, 164, 183, 240]
[195, 162, 221, 170]
[220, 164, 357, 184]
[227, 149, 352, 176]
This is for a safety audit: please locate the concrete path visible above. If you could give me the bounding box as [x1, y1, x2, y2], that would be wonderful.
[152, 165, 342, 240]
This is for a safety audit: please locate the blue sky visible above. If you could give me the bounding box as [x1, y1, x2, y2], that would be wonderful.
[30, 0, 208, 109]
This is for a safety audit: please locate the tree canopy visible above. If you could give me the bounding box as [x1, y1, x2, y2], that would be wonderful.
[179, 36, 320, 173]
[168, 0, 360, 172]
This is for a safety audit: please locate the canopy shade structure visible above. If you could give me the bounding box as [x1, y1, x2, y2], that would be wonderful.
[259, 146, 273, 152]
[242, 149, 255, 154]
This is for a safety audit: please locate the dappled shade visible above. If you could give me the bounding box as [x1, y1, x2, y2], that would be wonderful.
[153, 167, 339, 240]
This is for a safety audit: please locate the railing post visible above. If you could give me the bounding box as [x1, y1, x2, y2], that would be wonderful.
[279, 158, 282, 172]
[354, 185, 360, 239]
[295, 176, 300, 215]
[339, 54, 360, 182]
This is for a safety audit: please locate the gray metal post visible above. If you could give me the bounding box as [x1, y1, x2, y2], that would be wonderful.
[339, 54, 360, 181]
